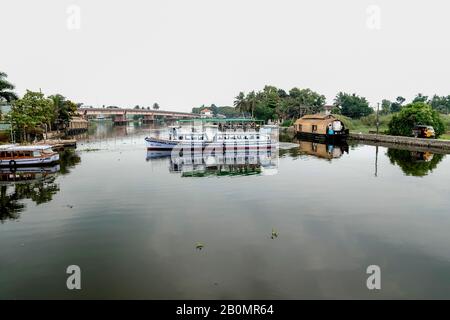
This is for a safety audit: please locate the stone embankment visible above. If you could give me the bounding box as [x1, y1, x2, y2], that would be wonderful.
[349, 133, 450, 152]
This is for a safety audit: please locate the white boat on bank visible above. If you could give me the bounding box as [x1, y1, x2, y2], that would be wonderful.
[0, 145, 60, 167]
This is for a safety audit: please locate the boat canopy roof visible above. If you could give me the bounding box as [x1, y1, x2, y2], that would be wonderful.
[295, 114, 339, 125]
[0, 144, 53, 151]
[178, 118, 265, 124]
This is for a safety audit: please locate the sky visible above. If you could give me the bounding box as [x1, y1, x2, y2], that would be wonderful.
[1, 0, 449, 112]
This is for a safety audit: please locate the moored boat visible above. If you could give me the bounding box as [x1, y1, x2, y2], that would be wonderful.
[145, 119, 279, 151]
[0, 145, 60, 167]
[294, 114, 348, 141]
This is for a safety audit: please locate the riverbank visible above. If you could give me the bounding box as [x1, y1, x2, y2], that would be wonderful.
[349, 133, 450, 152]
[333, 114, 450, 140]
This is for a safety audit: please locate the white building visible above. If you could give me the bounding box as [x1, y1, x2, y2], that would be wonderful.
[200, 108, 213, 118]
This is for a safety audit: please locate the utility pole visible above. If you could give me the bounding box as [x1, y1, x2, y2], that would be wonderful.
[376, 102, 380, 135]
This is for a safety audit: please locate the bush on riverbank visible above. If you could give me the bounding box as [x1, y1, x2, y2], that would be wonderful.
[281, 119, 294, 127]
[388, 102, 446, 137]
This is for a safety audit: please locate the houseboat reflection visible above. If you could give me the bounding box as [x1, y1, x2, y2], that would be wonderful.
[280, 138, 349, 161]
[298, 140, 348, 160]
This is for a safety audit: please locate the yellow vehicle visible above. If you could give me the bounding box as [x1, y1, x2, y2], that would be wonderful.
[412, 125, 435, 138]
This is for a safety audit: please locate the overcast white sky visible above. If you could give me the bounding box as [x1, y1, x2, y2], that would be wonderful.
[1, 0, 449, 111]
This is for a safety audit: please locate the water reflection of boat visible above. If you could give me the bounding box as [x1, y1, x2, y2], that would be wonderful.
[146, 150, 278, 177]
[146, 150, 172, 160]
[0, 165, 60, 184]
[297, 139, 349, 160]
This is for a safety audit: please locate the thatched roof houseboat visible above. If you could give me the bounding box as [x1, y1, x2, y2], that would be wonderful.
[294, 114, 348, 140]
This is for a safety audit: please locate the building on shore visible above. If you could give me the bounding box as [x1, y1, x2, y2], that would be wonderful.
[67, 117, 88, 135]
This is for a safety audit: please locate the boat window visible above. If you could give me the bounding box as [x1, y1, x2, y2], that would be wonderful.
[0, 151, 6, 158]
[33, 151, 41, 157]
[312, 125, 318, 132]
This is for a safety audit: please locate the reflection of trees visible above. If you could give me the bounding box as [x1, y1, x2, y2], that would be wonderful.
[279, 147, 301, 159]
[0, 185, 25, 222]
[59, 149, 81, 175]
[0, 148, 81, 223]
[14, 176, 60, 205]
[0, 177, 60, 223]
[387, 149, 445, 177]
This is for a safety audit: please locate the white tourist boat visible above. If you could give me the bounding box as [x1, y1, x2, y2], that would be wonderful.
[0, 145, 60, 167]
[145, 120, 278, 151]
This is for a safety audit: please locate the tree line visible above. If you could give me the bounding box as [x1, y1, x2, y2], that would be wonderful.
[0, 71, 79, 141]
[192, 85, 450, 122]
[190, 85, 448, 137]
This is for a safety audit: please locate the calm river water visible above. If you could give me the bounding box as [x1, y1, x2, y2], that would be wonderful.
[1, 122, 450, 299]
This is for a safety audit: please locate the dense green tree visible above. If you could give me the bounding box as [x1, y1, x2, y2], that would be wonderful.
[429, 95, 450, 114]
[413, 93, 428, 103]
[334, 92, 373, 118]
[390, 96, 405, 113]
[215, 106, 240, 118]
[231, 86, 326, 122]
[0, 71, 18, 103]
[284, 88, 325, 119]
[388, 102, 445, 137]
[209, 104, 219, 116]
[381, 99, 392, 114]
[277, 89, 288, 98]
[48, 94, 77, 130]
[7, 90, 54, 141]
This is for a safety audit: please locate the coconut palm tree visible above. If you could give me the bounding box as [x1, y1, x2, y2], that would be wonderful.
[233, 92, 247, 115]
[0, 72, 18, 103]
[246, 91, 257, 118]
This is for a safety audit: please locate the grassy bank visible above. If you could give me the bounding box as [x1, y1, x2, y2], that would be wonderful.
[334, 113, 450, 140]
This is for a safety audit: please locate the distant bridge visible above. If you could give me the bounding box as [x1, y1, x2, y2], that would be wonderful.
[77, 108, 197, 123]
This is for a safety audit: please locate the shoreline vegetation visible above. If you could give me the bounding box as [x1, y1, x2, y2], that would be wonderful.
[2, 71, 450, 143]
[1, 72, 80, 143]
[193, 85, 450, 140]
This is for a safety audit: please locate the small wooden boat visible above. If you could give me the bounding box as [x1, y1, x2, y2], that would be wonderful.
[0, 145, 60, 167]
